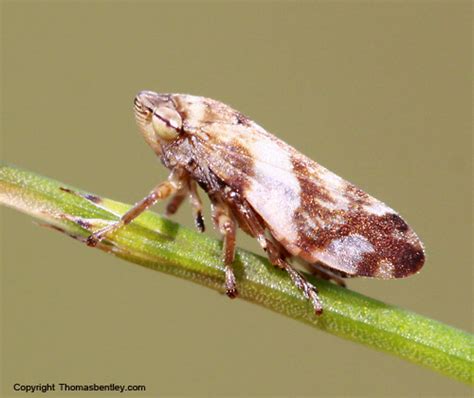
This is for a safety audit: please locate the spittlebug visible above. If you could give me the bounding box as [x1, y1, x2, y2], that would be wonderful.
[87, 91, 425, 314]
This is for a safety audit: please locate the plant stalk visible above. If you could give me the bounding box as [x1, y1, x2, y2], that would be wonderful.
[0, 164, 472, 384]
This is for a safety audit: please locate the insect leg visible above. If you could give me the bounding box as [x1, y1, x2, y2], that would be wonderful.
[87, 172, 183, 247]
[165, 178, 205, 232]
[212, 202, 238, 298]
[300, 261, 347, 287]
[263, 239, 323, 314]
[234, 201, 323, 314]
[165, 188, 188, 216]
[188, 180, 205, 232]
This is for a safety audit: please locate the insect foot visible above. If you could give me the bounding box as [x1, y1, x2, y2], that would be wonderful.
[225, 266, 238, 299]
[307, 285, 324, 315]
[86, 225, 116, 247]
[287, 266, 324, 315]
[86, 234, 100, 247]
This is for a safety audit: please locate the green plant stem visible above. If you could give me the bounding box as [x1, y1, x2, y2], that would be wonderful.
[0, 164, 472, 384]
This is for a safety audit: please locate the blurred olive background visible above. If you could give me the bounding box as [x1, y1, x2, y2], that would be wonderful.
[1, 1, 471, 397]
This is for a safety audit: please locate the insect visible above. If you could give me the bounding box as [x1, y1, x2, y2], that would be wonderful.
[87, 91, 425, 314]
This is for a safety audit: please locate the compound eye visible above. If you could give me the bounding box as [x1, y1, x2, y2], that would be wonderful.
[151, 107, 182, 141]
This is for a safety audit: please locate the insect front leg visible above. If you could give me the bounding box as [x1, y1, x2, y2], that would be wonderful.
[212, 201, 238, 298]
[87, 170, 184, 247]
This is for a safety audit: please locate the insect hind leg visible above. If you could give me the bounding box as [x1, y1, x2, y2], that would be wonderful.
[301, 261, 348, 287]
[264, 239, 324, 315]
[230, 200, 323, 314]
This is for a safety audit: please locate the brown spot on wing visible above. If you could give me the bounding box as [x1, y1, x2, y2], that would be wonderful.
[288, 156, 424, 278]
[218, 139, 254, 194]
[292, 157, 336, 206]
[345, 184, 371, 208]
[299, 209, 424, 278]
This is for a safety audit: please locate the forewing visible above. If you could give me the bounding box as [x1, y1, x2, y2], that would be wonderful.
[197, 118, 425, 279]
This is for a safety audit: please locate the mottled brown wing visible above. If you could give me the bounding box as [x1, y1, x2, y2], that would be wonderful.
[199, 122, 425, 279]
